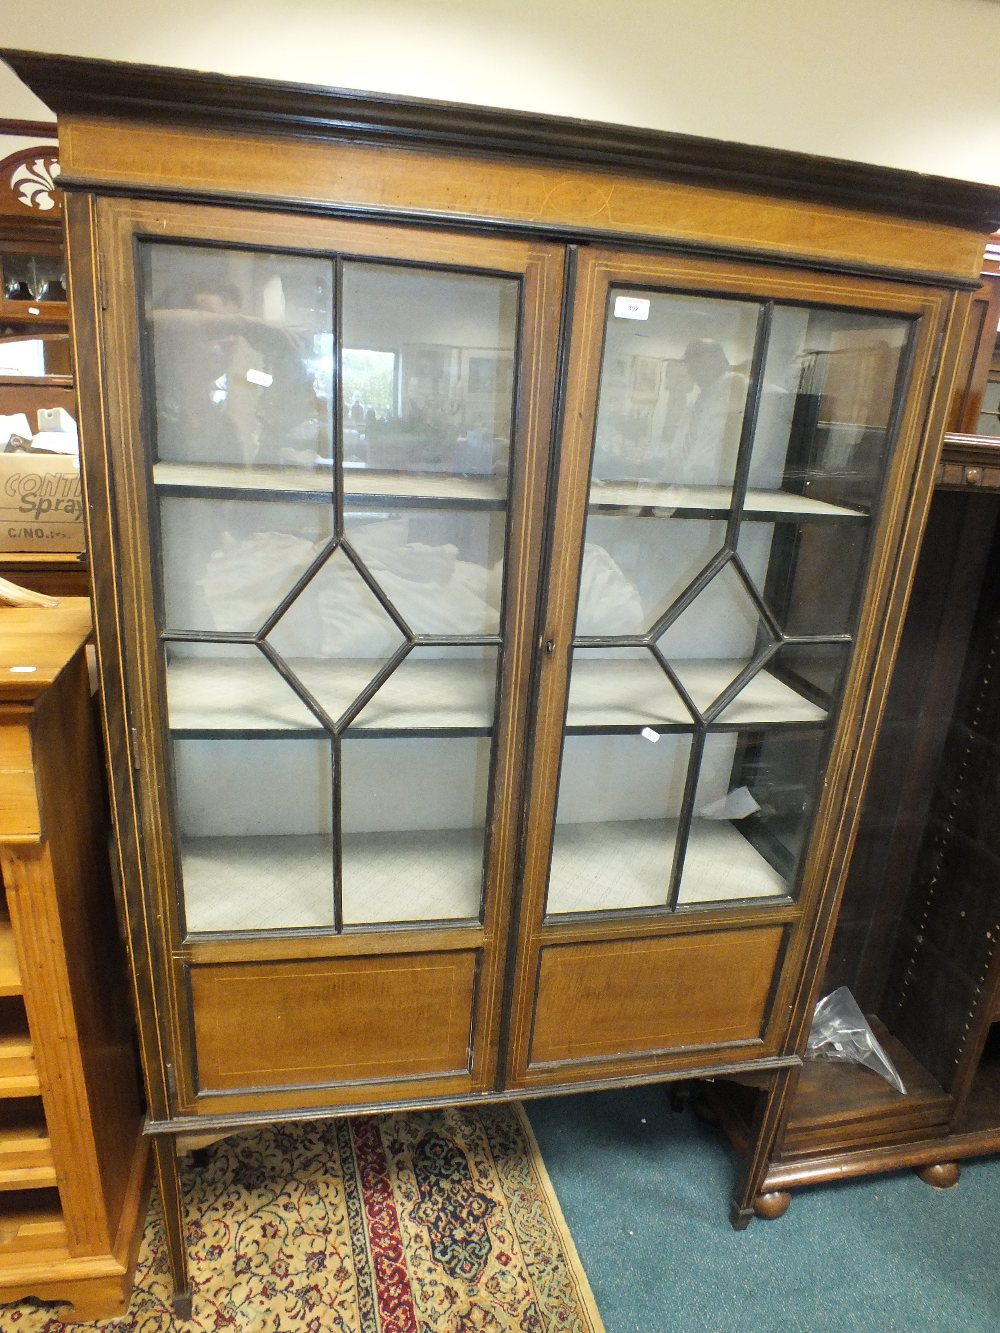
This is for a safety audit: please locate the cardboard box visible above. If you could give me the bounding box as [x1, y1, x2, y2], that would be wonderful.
[0, 452, 85, 553]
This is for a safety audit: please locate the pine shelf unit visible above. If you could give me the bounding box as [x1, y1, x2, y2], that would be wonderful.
[0, 600, 149, 1322]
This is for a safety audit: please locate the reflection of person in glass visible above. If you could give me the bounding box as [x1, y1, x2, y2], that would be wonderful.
[150, 279, 318, 466]
[671, 338, 749, 485]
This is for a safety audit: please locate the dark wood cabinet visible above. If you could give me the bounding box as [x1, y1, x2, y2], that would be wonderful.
[4, 48, 999, 1315]
[708, 239, 1000, 1215]
[712, 484, 1000, 1213]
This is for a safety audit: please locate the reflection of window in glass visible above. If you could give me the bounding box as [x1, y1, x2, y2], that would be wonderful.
[341, 263, 517, 478]
[342, 348, 398, 421]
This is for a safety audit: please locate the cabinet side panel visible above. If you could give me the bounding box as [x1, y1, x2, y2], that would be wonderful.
[0, 717, 39, 838]
[528, 927, 783, 1066]
[191, 950, 478, 1091]
[5, 654, 145, 1256]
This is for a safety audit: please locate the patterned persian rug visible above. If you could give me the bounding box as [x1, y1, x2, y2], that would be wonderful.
[7, 1103, 604, 1332]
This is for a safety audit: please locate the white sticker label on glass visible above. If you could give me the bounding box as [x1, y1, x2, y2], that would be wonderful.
[613, 296, 650, 321]
[246, 369, 274, 388]
[640, 726, 660, 743]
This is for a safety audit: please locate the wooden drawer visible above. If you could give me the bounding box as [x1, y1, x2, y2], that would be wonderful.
[190, 949, 479, 1093]
[528, 926, 784, 1068]
[0, 723, 39, 840]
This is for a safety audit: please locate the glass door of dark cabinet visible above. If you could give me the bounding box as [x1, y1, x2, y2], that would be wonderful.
[98, 200, 563, 1108]
[507, 246, 939, 1085]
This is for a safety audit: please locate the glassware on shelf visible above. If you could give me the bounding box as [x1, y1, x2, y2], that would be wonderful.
[4, 278, 34, 301]
[37, 277, 66, 301]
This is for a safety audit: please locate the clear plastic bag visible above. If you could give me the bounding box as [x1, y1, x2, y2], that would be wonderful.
[805, 985, 907, 1094]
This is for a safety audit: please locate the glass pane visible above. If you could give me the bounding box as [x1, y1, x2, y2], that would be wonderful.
[166, 641, 319, 734]
[977, 375, 1000, 437]
[341, 262, 517, 483]
[142, 242, 333, 475]
[158, 496, 333, 635]
[173, 737, 334, 932]
[678, 727, 825, 905]
[548, 732, 692, 914]
[266, 545, 407, 725]
[577, 517, 726, 637]
[765, 641, 850, 715]
[712, 661, 828, 727]
[749, 307, 910, 512]
[344, 507, 505, 635]
[349, 647, 498, 734]
[2, 252, 66, 303]
[341, 737, 489, 923]
[565, 647, 691, 730]
[736, 516, 868, 638]
[590, 290, 760, 492]
[657, 560, 775, 716]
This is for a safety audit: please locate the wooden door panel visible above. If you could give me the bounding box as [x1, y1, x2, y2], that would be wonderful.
[527, 927, 784, 1068]
[191, 949, 478, 1092]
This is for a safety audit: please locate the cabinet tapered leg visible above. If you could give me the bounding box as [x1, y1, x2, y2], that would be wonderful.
[152, 1134, 192, 1319]
[730, 1067, 796, 1229]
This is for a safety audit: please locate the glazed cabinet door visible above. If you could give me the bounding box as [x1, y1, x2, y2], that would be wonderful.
[506, 247, 953, 1088]
[85, 199, 563, 1118]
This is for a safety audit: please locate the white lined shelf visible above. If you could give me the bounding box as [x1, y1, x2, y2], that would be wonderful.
[566, 656, 826, 727]
[588, 479, 865, 519]
[166, 652, 825, 736]
[177, 818, 790, 932]
[180, 828, 484, 933]
[153, 461, 507, 507]
[546, 817, 789, 915]
[152, 461, 863, 520]
[166, 654, 498, 734]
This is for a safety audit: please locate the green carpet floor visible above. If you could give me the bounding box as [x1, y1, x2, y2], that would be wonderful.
[527, 1084, 1000, 1333]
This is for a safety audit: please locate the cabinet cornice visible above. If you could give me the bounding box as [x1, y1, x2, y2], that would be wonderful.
[3, 47, 1000, 235]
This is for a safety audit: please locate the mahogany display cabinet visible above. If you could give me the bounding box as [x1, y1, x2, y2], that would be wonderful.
[5, 49, 1000, 1316]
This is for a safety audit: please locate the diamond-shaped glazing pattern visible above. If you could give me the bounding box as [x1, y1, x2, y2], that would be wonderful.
[656, 559, 775, 714]
[574, 518, 726, 638]
[266, 544, 407, 724]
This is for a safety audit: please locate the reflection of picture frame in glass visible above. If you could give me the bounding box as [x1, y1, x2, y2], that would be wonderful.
[403, 344, 452, 396]
[603, 354, 629, 388]
[630, 355, 661, 400]
[465, 353, 514, 399]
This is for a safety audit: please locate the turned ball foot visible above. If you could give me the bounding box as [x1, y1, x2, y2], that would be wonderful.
[915, 1161, 960, 1190]
[753, 1190, 792, 1220]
